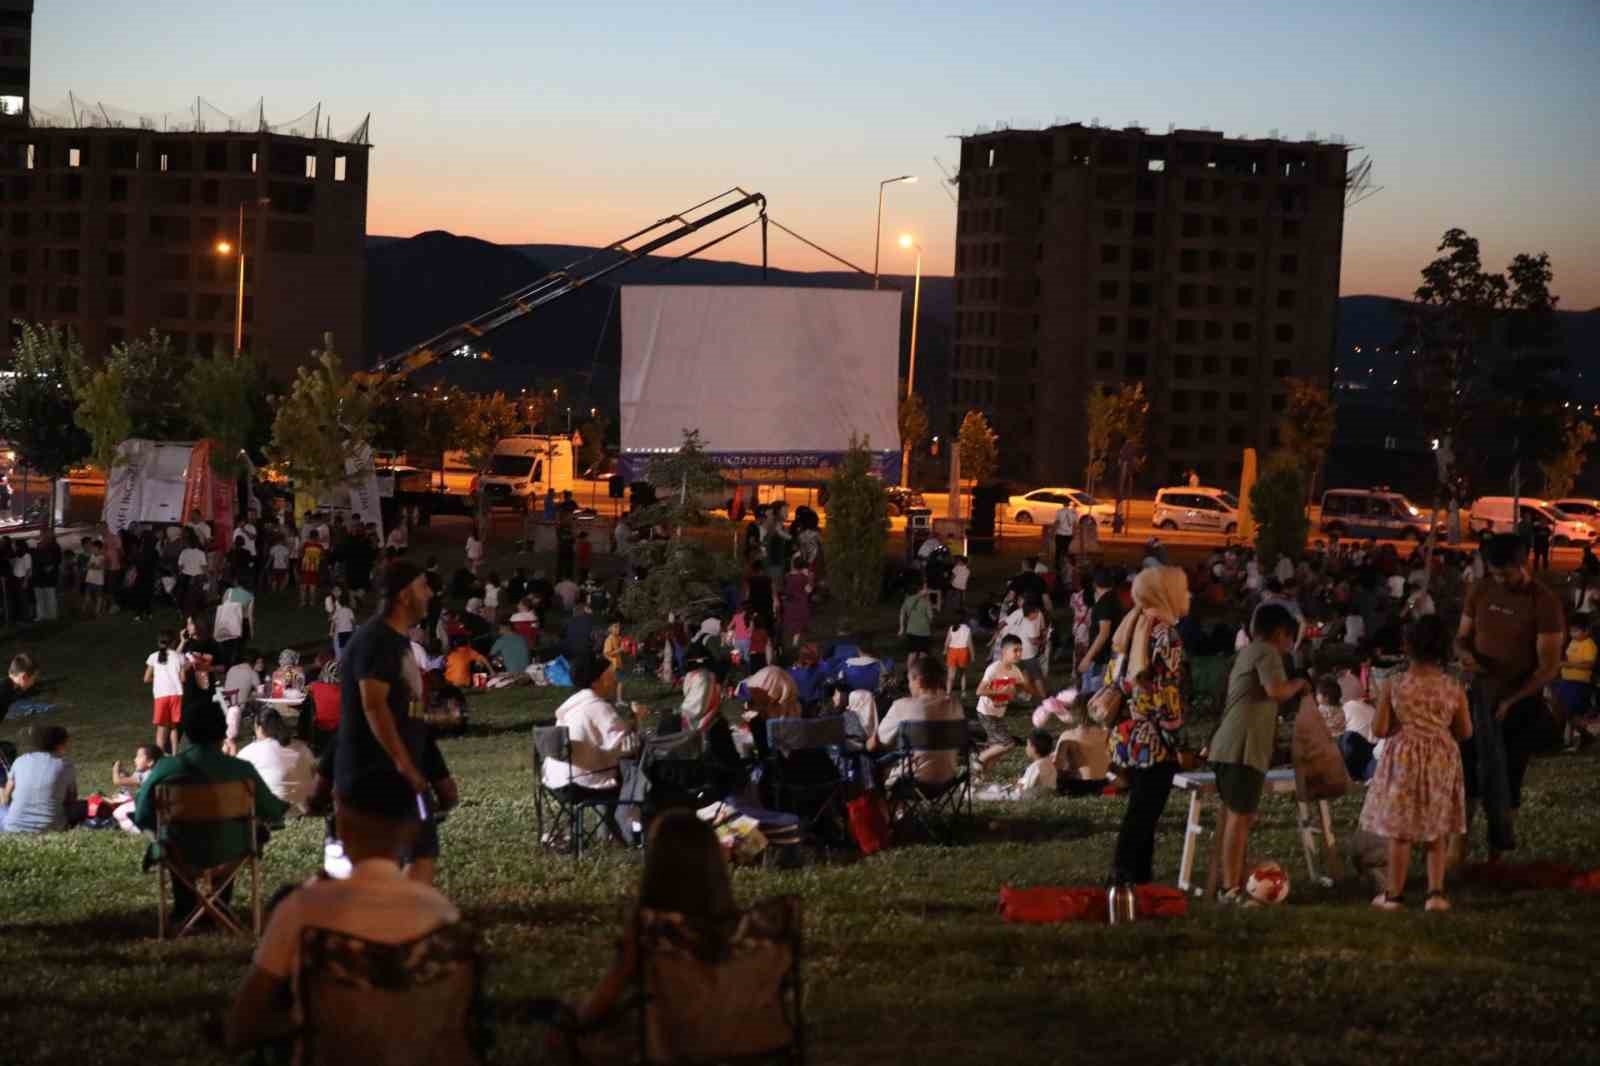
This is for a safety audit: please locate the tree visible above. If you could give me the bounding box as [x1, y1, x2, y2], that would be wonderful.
[577, 413, 610, 475]
[898, 392, 929, 489]
[1277, 379, 1336, 501]
[957, 409, 998, 485]
[185, 350, 262, 478]
[452, 391, 523, 538]
[267, 343, 374, 504]
[1250, 456, 1310, 570]
[822, 435, 889, 624]
[1540, 414, 1596, 500]
[108, 330, 195, 439]
[618, 429, 732, 637]
[0, 322, 91, 518]
[71, 357, 132, 473]
[1084, 383, 1148, 499]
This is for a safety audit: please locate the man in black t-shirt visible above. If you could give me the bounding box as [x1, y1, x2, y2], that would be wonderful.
[1078, 567, 1125, 694]
[336, 560, 437, 837]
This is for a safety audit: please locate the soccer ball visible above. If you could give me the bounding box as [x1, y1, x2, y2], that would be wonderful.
[1245, 861, 1291, 905]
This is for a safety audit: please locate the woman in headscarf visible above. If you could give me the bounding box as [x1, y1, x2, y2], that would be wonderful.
[1106, 565, 1191, 885]
[680, 665, 743, 794]
[740, 664, 801, 760]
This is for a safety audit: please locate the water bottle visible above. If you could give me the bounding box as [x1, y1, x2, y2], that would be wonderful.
[1107, 880, 1137, 925]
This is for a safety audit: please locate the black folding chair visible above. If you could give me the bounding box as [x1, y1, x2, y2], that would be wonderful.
[532, 725, 621, 858]
[762, 716, 849, 844]
[886, 719, 973, 845]
[630, 729, 717, 821]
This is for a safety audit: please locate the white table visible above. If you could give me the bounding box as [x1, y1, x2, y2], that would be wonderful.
[256, 695, 306, 719]
[1173, 768, 1345, 896]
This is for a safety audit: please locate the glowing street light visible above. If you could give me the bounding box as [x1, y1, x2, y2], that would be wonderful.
[873, 175, 917, 289]
[897, 233, 924, 489]
[212, 197, 271, 356]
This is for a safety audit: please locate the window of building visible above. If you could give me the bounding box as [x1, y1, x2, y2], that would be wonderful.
[1235, 287, 1253, 308]
[1233, 321, 1252, 342]
[159, 291, 188, 318]
[1171, 390, 1191, 413]
[1102, 208, 1123, 229]
[1096, 350, 1116, 371]
[1125, 352, 1147, 377]
[1209, 249, 1226, 269]
[1204, 320, 1223, 341]
[57, 286, 79, 313]
[1206, 285, 1222, 307]
[202, 179, 220, 205]
[1133, 212, 1154, 237]
[1170, 425, 1190, 448]
[1180, 248, 1200, 272]
[1237, 252, 1256, 270]
[1277, 288, 1297, 310]
[1098, 280, 1119, 302]
[1174, 355, 1193, 379]
[1282, 219, 1301, 239]
[161, 253, 189, 281]
[108, 288, 124, 316]
[1271, 393, 1287, 413]
[1227, 425, 1246, 446]
[8, 283, 24, 310]
[108, 213, 127, 240]
[1211, 215, 1230, 237]
[109, 175, 128, 202]
[1130, 282, 1153, 308]
[1100, 244, 1121, 265]
[55, 211, 81, 238]
[1177, 284, 1196, 309]
[1275, 323, 1295, 343]
[205, 142, 228, 172]
[304, 154, 318, 180]
[1201, 355, 1221, 376]
[60, 249, 80, 275]
[1097, 315, 1117, 337]
[1181, 213, 1204, 238]
[1129, 317, 1151, 341]
[1197, 424, 1217, 443]
[8, 248, 23, 273]
[1184, 178, 1203, 202]
[1176, 318, 1197, 343]
[1231, 356, 1251, 377]
[1229, 392, 1249, 412]
[1199, 390, 1219, 411]
[1273, 358, 1291, 377]
[1240, 217, 1259, 236]
[1131, 247, 1153, 272]
[8, 210, 25, 237]
[1279, 253, 1299, 275]
[1242, 182, 1261, 202]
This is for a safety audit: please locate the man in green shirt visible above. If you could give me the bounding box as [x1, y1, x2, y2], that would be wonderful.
[135, 693, 288, 923]
[898, 575, 935, 656]
[1209, 604, 1306, 904]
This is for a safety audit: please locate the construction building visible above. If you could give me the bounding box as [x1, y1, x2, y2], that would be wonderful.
[0, 2, 370, 380]
[953, 122, 1351, 489]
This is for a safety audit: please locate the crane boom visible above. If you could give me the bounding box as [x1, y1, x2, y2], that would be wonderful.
[354, 187, 768, 387]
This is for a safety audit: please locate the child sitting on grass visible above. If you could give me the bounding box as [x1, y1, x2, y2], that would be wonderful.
[110, 744, 163, 834]
[1051, 697, 1111, 796]
[977, 729, 1057, 801]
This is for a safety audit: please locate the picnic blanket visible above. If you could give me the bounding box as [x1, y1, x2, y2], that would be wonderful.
[998, 884, 1188, 924]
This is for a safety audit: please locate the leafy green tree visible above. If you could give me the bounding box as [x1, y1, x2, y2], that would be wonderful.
[453, 391, 524, 538]
[185, 350, 261, 478]
[1540, 415, 1596, 500]
[1250, 456, 1310, 569]
[898, 391, 929, 489]
[577, 413, 611, 474]
[618, 429, 732, 637]
[1084, 383, 1148, 497]
[72, 357, 132, 473]
[1277, 378, 1336, 501]
[957, 409, 998, 484]
[823, 436, 889, 624]
[0, 322, 91, 516]
[267, 343, 374, 503]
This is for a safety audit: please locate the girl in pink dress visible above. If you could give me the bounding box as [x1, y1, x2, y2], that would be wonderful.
[1359, 615, 1473, 912]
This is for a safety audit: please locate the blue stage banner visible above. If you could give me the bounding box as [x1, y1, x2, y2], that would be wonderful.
[620, 450, 900, 487]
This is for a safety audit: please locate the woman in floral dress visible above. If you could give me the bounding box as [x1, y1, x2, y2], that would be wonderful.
[1360, 614, 1472, 912]
[1107, 566, 1190, 884]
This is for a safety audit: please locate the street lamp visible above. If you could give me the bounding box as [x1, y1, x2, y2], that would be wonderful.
[873, 175, 916, 289]
[898, 234, 923, 488]
[213, 197, 270, 357]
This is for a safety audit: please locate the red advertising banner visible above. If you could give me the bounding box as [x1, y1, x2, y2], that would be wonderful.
[182, 440, 214, 547]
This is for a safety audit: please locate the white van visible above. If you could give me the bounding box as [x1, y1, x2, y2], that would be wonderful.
[1153, 486, 1240, 534]
[1469, 497, 1597, 545]
[474, 435, 577, 510]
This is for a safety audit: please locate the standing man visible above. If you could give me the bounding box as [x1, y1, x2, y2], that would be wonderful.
[1077, 568, 1122, 695]
[1052, 498, 1078, 570]
[335, 561, 453, 882]
[28, 529, 62, 623]
[1454, 533, 1562, 859]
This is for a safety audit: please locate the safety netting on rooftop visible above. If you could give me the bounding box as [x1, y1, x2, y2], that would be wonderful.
[25, 93, 371, 144]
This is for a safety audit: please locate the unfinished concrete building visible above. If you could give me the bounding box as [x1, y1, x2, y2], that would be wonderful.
[953, 123, 1350, 488]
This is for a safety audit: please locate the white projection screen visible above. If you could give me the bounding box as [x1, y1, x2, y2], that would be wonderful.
[619, 286, 902, 484]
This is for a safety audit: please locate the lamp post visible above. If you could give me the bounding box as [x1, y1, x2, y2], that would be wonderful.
[873, 175, 916, 289]
[214, 197, 270, 357]
[898, 234, 923, 488]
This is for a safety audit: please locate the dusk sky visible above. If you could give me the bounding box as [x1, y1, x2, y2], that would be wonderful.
[33, 1, 1600, 307]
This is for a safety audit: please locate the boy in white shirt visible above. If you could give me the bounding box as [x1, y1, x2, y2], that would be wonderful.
[975, 634, 1043, 774]
[944, 619, 973, 695]
[267, 538, 291, 592]
[949, 556, 971, 614]
[978, 730, 1057, 801]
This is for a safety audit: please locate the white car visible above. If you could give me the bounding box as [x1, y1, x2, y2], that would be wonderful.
[1006, 487, 1114, 526]
[1153, 486, 1241, 534]
[1551, 498, 1600, 523]
[1470, 496, 1597, 545]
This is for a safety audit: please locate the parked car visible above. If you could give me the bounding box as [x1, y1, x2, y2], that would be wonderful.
[1005, 487, 1114, 526]
[1550, 498, 1600, 523]
[1153, 486, 1240, 534]
[1319, 488, 1439, 541]
[1470, 497, 1596, 545]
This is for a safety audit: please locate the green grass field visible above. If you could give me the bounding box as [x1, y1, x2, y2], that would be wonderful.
[3, 530, 1599, 1065]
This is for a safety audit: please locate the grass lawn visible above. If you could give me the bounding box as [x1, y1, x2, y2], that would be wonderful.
[3, 526, 1599, 1065]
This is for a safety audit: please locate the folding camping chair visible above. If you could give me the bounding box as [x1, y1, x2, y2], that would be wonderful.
[885, 719, 973, 845]
[284, 922, 488, 1066]
[533, 725, 622, 858]
[762, 716, 849, 844]
[540, 896, 805, 1066]
[629, 729, 717, 821]
[152, 779, 263, 939]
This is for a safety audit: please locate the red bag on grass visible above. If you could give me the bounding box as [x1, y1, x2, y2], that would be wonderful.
[847, 793, 891, 856]
[998, 886, 1103, 924]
